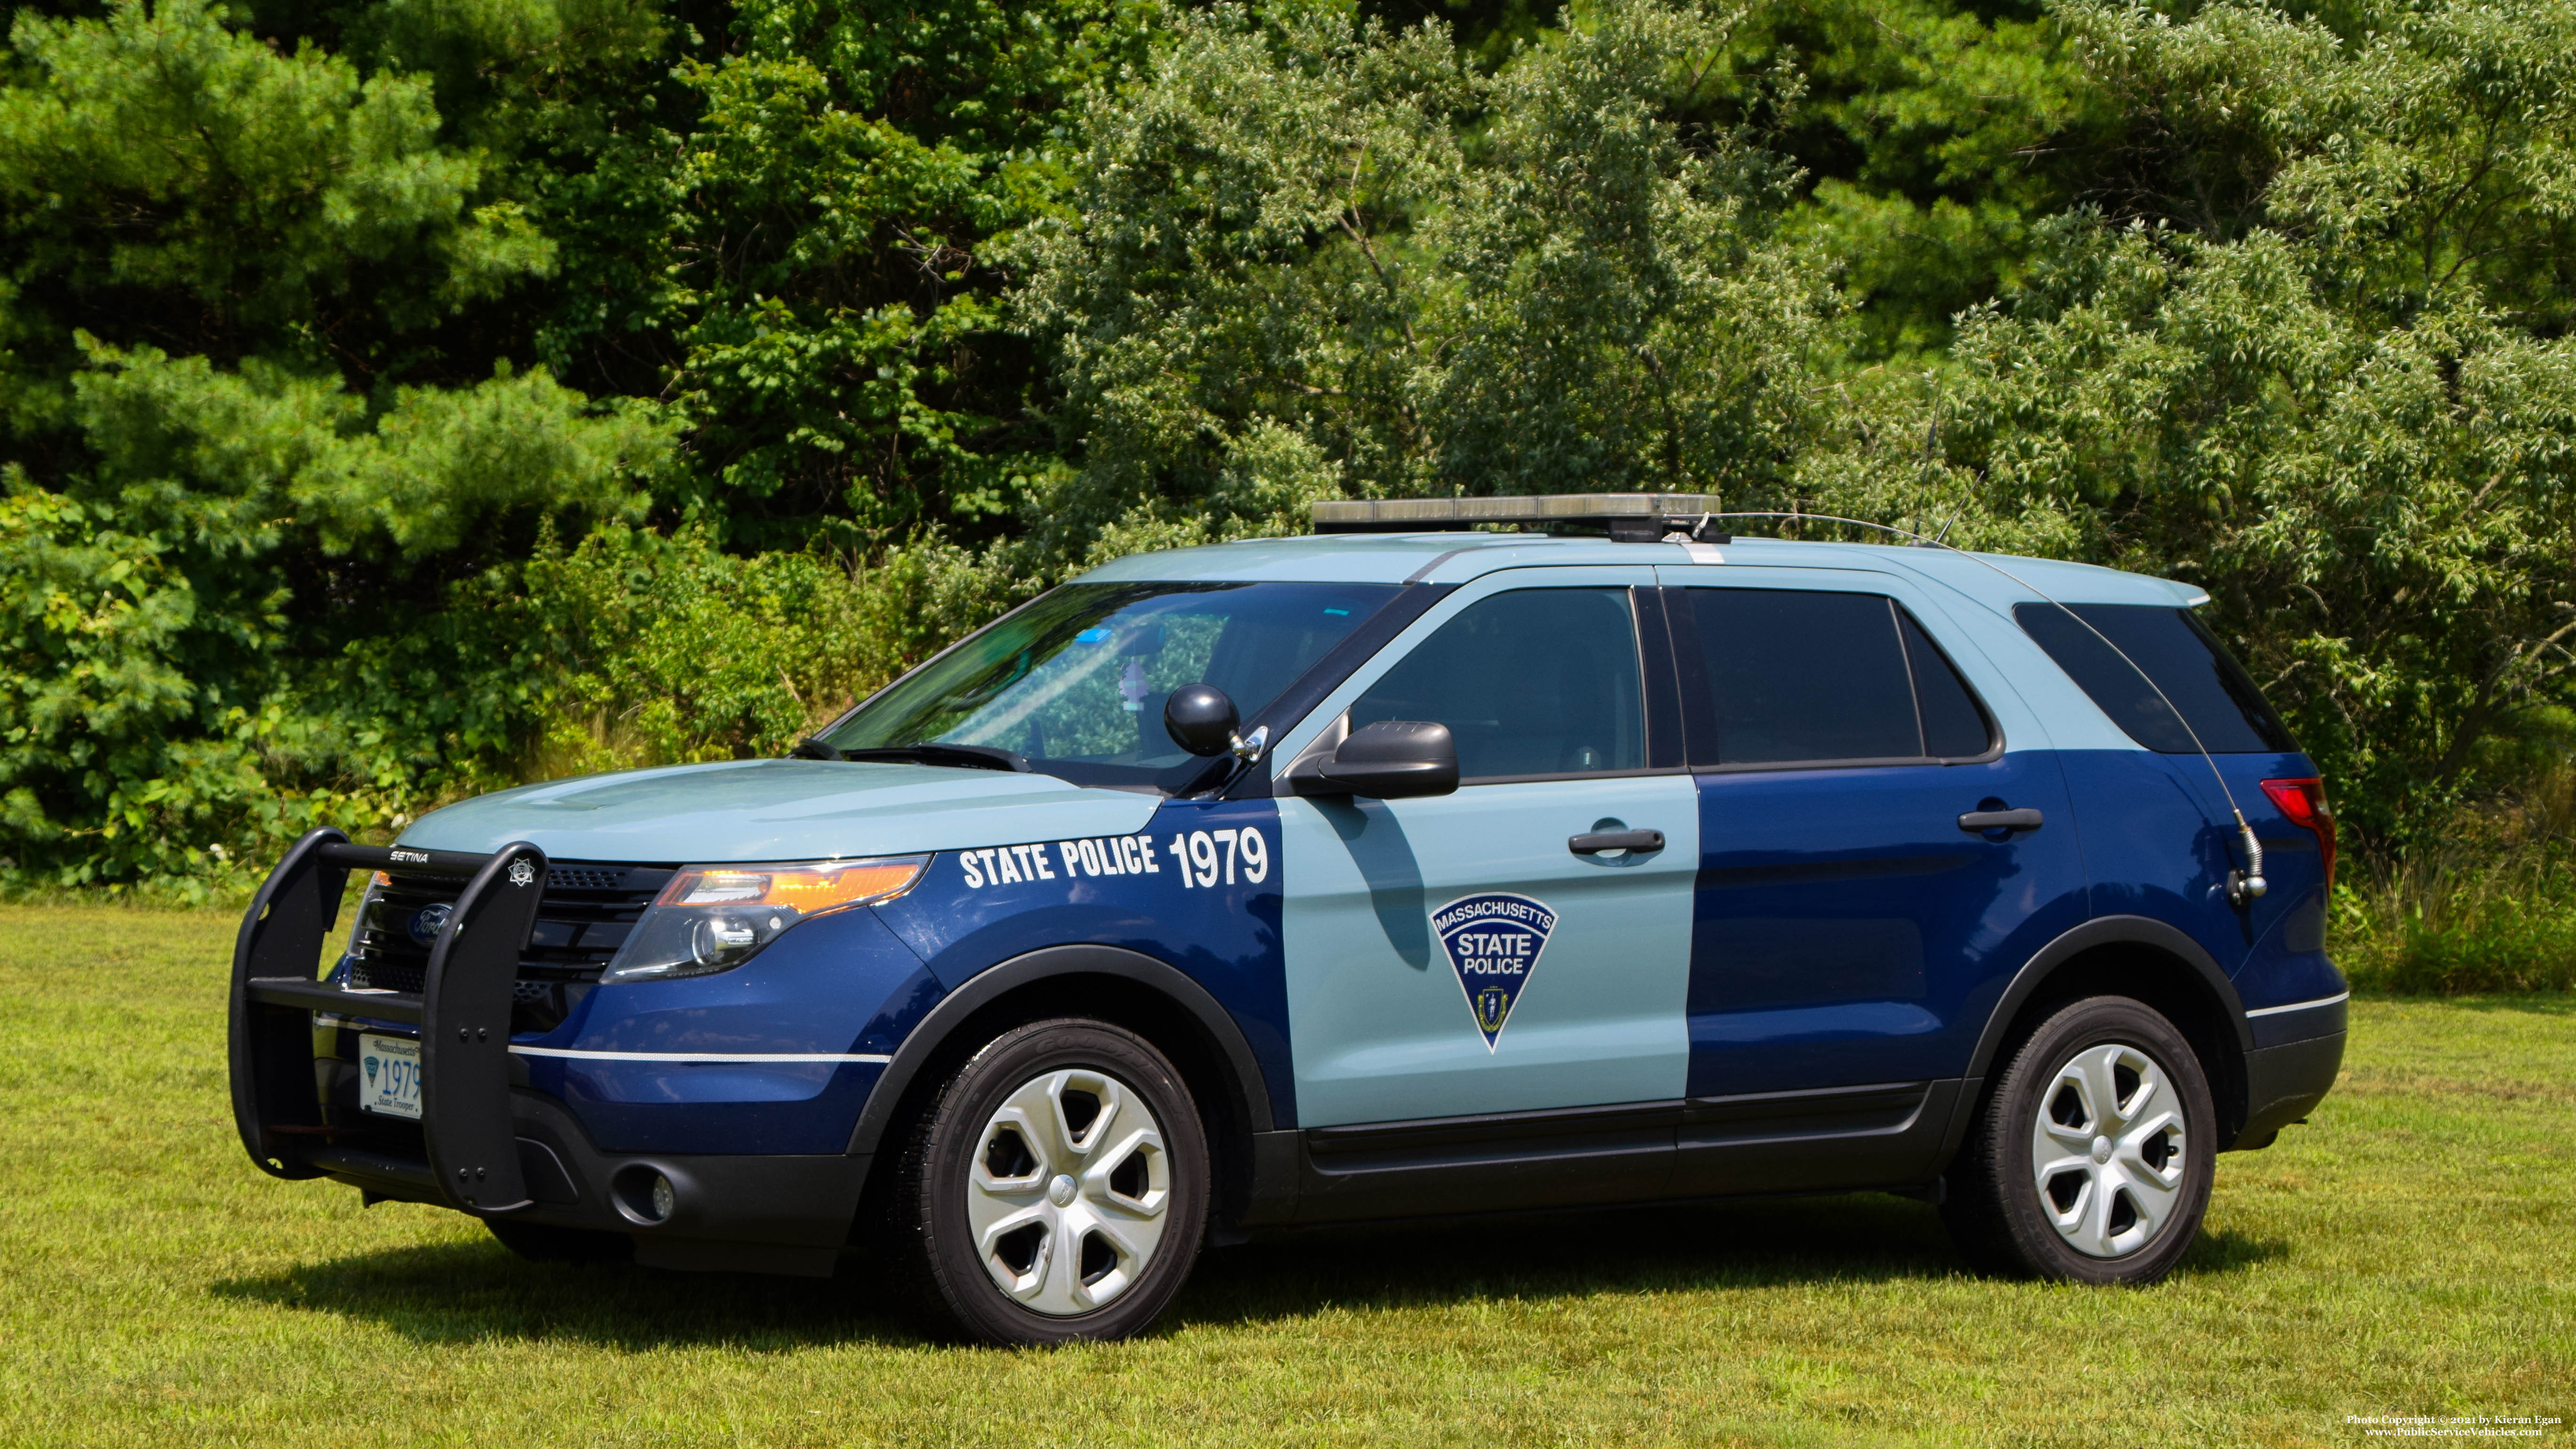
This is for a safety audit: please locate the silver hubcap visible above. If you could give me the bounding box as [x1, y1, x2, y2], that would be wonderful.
[966, 1067, 1171, 1315]
[2029, 1042, 2188, 1258]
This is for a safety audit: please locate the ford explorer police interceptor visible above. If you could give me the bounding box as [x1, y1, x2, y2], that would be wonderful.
[227, 495, 2346, 1344]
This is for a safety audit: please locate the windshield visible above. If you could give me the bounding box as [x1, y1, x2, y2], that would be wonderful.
[819, 581, 1403, 790]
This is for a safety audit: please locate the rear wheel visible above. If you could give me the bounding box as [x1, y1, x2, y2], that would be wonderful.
[889, 1019, 1208, 1344]
[1941, 995, 2215, 1284]
[485, 1217, 632, 1265]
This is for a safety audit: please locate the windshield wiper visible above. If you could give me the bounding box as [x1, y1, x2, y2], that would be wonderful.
[792, 738, 1032, 773]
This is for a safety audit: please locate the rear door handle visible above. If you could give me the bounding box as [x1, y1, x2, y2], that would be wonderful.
[1958, 808, 2044, 834]
[1569, 829, 1665, 855]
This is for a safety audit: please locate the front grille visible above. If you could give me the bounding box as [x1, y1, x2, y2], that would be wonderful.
[346, 860, 673, 1029]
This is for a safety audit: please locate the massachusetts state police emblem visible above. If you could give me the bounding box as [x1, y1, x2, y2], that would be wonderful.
[1431, 892, 1558, 1051]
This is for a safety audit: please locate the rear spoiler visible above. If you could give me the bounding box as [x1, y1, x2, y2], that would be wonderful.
[226, 827, 549, 1213]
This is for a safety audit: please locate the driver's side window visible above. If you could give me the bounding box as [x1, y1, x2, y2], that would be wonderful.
[1348, 587, 1644, 780]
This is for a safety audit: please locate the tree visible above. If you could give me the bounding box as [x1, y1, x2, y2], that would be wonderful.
[1815, 0, 2576, 847]
[0, 0, 668, 885]
[652, 0, 1154, 546]
[1745, 0, 2103, 359]
[1010, 0, 1838, 564]
[0, 0, 1113, 887]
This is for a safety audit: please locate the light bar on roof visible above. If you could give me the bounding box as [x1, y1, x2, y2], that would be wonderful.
[1311, 494, 1725, 539]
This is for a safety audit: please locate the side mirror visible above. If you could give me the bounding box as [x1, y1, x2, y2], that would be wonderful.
[1164, 684, 1240, 758]
[1297, 720, 1459, 799]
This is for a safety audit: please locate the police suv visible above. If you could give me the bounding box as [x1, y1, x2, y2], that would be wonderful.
[227, 495, 2346, 1345]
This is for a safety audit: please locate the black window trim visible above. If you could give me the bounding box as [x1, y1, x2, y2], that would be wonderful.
[1636, 585, 1688, 772]
[1453, 765, 1693, 787]
[1665, 584, 2005, 774]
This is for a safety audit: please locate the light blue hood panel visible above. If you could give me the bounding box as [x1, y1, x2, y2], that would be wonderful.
[399, 760, 1163, 864]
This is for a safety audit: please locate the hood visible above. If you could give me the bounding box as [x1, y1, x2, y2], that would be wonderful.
[398, 759, 1163, 864]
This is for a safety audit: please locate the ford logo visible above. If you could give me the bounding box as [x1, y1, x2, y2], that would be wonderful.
[406, 903, 454, 946]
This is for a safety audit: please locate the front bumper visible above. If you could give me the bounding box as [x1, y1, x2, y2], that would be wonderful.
[229, 829, 869, 1275]
[304, 1065, 869, 1275]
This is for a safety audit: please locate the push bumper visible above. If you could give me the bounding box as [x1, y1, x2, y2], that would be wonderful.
[228, 828, 869, 1276]
[304, 1075, 869, 1276]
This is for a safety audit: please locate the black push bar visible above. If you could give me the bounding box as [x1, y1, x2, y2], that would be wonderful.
[227, 827, 551, 1214]
[317, 839, 504, 877]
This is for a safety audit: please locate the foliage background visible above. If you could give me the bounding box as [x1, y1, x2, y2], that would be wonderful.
[4, 0, 2574, 978]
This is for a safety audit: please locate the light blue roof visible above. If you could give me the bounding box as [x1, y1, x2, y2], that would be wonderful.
[1073, 532, 2206, 611]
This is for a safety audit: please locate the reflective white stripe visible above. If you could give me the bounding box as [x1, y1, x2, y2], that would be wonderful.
[2243, 990, 2349, 1019]
[507, 1046, 892, 1064]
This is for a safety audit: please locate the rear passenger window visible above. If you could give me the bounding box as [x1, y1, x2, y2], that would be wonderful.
[1678, 589, 1994, 767]
[1351, 588, 1644, 779]
[2013, 603, 2294, 754]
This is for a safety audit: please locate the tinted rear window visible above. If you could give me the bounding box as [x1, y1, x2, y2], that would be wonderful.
[2014, 603, 2294, 754]
[1680, 589, 1995, 766]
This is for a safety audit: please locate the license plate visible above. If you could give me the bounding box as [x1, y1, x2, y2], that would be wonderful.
[358, 1034, 423, 1119]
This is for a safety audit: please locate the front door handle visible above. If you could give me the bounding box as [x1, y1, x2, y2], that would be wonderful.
[1958, 808, 2044, 834]
[1569, 829, 1665, 855]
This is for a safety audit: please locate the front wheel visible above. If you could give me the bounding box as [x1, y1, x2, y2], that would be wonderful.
[1941, 995, 2216, 1284]
[889, 1019, 1208, 1344]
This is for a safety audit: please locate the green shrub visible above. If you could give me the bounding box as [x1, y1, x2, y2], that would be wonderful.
[14, 0, 2576, 900]
[501, 524, 1030, 777]
[0, 519, 1028, 900]
[2336, 878, 2576, 997]
[2335, 766, 2576, 995]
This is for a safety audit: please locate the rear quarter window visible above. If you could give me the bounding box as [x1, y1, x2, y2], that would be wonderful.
[2013, 603, 2295, 754]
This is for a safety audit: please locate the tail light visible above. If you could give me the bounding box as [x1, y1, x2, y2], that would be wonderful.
[2260, 777, 2335, 892]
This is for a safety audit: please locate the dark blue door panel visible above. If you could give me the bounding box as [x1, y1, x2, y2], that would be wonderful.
[2056, 747, 2344, 1013]
[2053, 748, 2245, 967]
[872, 797, 1295, 1127]
[1686, 753, 2087, 1096]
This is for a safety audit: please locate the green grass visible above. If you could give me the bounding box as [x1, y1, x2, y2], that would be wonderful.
[3, 907, 2571, 1447]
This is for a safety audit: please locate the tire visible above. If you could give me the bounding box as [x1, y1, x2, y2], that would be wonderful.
[485, 1217, 633, 1265]
[1941, 995, 2216, 1284]
[887, 1018, 1209, 1345]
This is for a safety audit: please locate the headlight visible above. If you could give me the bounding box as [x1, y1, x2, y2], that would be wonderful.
[601, 856, 928, 982]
